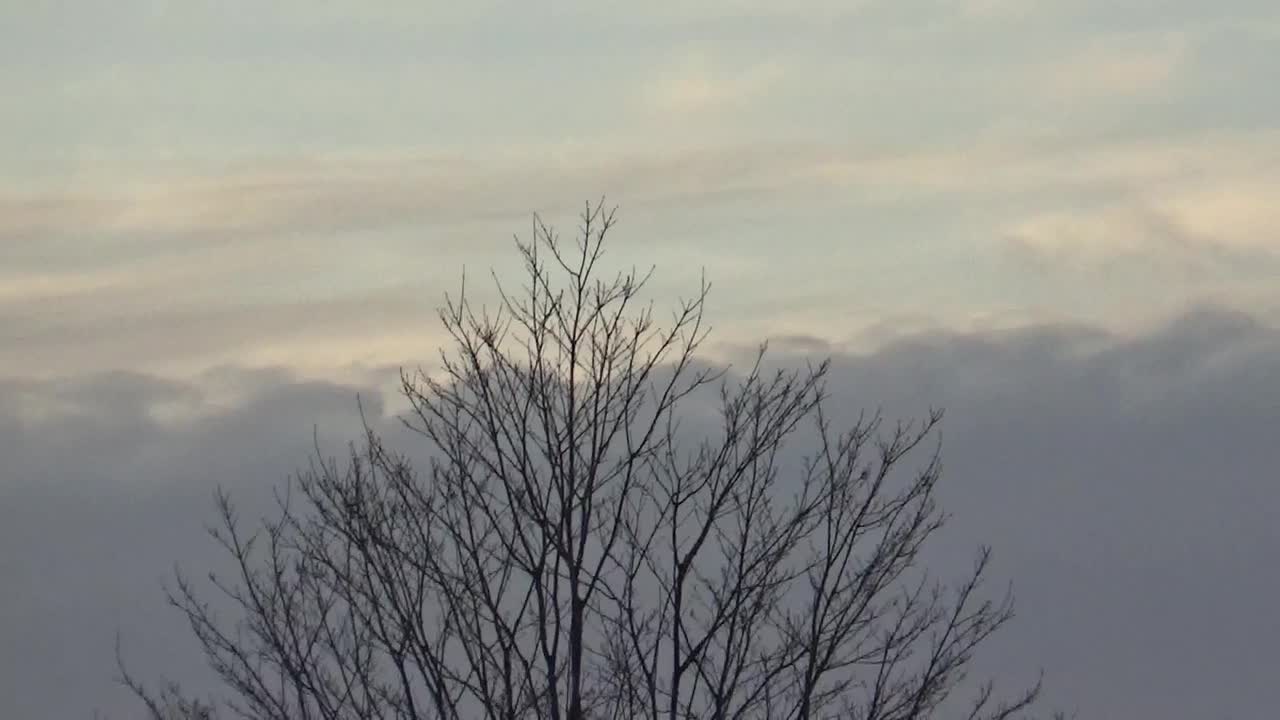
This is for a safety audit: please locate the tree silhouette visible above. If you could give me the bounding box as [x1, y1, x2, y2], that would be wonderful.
[120, 202, 1050, 720]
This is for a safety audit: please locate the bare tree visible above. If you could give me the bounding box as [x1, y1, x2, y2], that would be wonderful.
[120, 202, 1051, 720]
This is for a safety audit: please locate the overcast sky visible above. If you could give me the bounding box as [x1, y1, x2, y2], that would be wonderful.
[2, 2, 1278, 719]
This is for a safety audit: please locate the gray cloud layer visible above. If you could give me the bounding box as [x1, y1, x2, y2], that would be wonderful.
[2, 306, 1277, 719]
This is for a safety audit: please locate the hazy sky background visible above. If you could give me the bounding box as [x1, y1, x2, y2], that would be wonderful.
[2, 2, 1278, 718]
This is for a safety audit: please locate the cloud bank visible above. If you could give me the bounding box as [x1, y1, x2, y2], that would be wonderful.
[2, 306, 1277, 719]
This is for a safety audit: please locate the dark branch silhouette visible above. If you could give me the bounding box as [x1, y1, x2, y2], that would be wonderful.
[119, 201, 1055, 720]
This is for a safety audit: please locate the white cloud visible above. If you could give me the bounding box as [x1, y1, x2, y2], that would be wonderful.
[1162, 179, 1280, 249]
[1001, 163, 1280, 272]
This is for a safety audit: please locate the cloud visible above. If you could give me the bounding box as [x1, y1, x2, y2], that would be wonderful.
[0, 144, 818, 250]
[7, 127, 1275, 252]
[1000, 169, 1280, 276]
[1038, 32, 1189, 101]
[3, 306, 1279, 718]
[5, 127, 1277, 380]
[1002, 204, 1278, 272]
[638, 53, 786, 115]
[755, 306, 1280, 718]
[0, 155, 543, 247]
[800, 128, 1280, 204]
[0, 367, 410, 720]
[0, 283, 445, 379]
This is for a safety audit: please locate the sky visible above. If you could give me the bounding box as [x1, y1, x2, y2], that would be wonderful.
[1, 1, 1278, 718]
